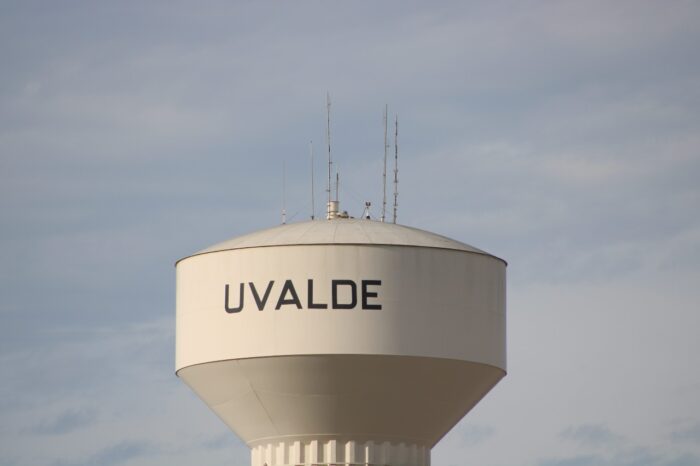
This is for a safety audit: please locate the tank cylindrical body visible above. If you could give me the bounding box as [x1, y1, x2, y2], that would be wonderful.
[176, 219, 506, 466]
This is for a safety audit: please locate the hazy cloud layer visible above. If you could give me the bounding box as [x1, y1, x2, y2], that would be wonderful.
[52, 441, 154, 466]
[32, 408, 98, 436]
[561, 424, 625, 448]
[672, 421, 700, 445]
[1, 1, 699, 466]
[540, 451, 700, 466]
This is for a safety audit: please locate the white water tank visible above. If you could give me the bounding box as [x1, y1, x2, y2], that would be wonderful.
[176, 219, 506, 466]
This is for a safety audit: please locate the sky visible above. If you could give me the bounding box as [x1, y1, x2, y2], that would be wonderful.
[1, 1, 699, 465]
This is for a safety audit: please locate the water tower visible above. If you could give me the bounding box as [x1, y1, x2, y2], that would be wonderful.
[176, 214, 506, 466]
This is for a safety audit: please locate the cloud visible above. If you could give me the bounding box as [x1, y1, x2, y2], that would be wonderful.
[540, 450, 700, 466]
[52, 441, 153, 466]
[540, 455, 600, 466]
[672, 421, 700, 444]
[32, 408, 98, 435]
[88, 442, 153, 466]
[202, 433, 240, 450]
[458, 423, 496, 447]
[560, 423, 624, 448]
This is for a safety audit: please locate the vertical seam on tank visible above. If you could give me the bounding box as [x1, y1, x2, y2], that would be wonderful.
[331, 222, 339, 242]
[294, 221, 317, 243]
[358, 221, 373, 243]
[235, 359, 280, 436]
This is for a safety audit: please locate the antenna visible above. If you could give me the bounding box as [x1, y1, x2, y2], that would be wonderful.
[326, 93, 332, 219]
[335, 170, 339, 203]
[393, 114, 398, 224]
[282, 161, 287, 224]
[310, 140, 315, 220]
[363, 201, 371, 219]
[382, 104, 388, 222]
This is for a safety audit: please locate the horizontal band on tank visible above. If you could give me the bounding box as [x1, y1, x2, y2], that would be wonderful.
[176, 354, 506, 448]
[176, 242, 506, 369]
[176, 241, 507, 267]
[175, 353, 507, 375]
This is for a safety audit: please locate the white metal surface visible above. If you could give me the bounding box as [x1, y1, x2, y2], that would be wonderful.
[186, 218, 497, 258]
[176, 219, 507, 466]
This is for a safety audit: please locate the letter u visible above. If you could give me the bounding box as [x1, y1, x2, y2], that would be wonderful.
[224, 283, 244, 313]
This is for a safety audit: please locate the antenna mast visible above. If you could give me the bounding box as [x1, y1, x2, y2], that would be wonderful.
[326, 93, 332, 218]
[393, 114, 399, 224]
[310, 140, 315, 220]
[382, 104, 388, 222]
[282, 161, 287, 224]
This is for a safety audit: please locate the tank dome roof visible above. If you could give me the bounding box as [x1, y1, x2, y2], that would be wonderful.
[180, 219, 505, 264]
